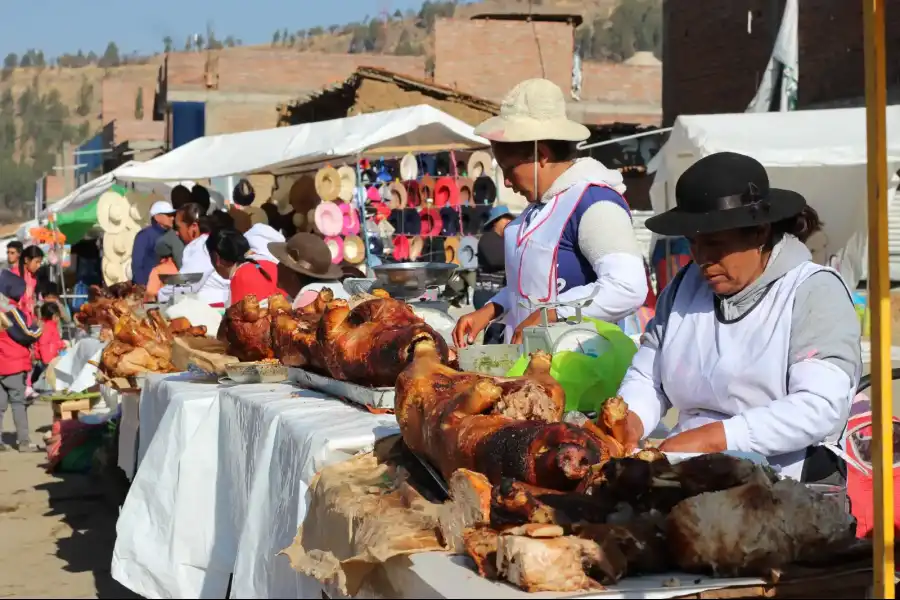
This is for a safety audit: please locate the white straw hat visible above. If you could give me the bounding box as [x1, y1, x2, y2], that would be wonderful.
[474, 79, 590, 143]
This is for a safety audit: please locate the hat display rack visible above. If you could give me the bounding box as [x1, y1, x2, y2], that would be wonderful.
[357, 149, 499, 268]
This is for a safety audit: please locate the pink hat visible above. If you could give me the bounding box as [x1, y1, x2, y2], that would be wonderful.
[366, 186, 381, 203]
[339, 202, 360, 236]
[314, 202, 343, 237]
[324, 236, 344, 265]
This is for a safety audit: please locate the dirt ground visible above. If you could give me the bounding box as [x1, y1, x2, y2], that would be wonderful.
[0, 402, 139, 599]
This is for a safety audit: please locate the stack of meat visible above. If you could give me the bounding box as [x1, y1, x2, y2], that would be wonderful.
[75, 282, 148, 340]
[99, 309, 206, 378]
[218, 290, 449, 387]
[393, 340, 859, 592]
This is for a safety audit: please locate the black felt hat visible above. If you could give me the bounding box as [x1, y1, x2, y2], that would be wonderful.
[645, 152, 807, 236]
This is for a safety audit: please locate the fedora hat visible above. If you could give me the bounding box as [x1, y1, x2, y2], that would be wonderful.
[409, 235, 425, 261]
[269, 232, 343, 280]
[473, 176, 497, 205]
[475, 79, 590, 143]
[392, 235, 410, 261]
[457, 178, 474, 206]
[104, 230, 135, 261]
[315, 166, 342, 202]
[645, 152, 807, 237]
[97, 190, 135, 234]
[324, 236, 344, 265]
[468, 151, 493, 178]
[420, 207, 443, 237]
[434, 177, 459, 208]
[314, 202, 343, 237]
[337, 165, 357, 202]
[400, 153, 418, 181]
[343, 234, 366, 264]
[404, 180, 423, 207]
[444, 236, 460, 265]
[439, 206, 461, 236]
[290, 175, 320, 214]
[459, 235, 479, 269]
[102, 258, 128, 286]
[387, 181, 408, 209]
[483, 205, 512, 230]
[229, 205, 268, 233]
[419, 175, 435, 203]
[339, 202, 361, 236]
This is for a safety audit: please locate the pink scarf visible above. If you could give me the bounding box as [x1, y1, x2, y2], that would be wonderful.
[19, 270, 36, 320]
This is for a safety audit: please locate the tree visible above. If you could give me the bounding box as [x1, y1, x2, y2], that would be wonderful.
[393, 9, 403, 18]
[195, 34, 205, 50]
[163, 36, 174, 52]
[224, 35, 237, 47]
[99, 41, 120, 67]
[308, 26, 324, 37]
[590, 0, 661, 61]
[134, 87, 144, 119]
[272, 30, 281, 45]
[19, 54, 31, 68]
[395, 30, 419, 56]
[367, 19, 387, 52]
[75, 76, 93, 117]
[328, 25, 339, 34]
[418, 1, 455, 31]
[184, 36, 193, 51]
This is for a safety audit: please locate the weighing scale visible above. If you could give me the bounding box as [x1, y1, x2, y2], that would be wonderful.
[519, 290, 613, 357]
[158, 273, 205, 305]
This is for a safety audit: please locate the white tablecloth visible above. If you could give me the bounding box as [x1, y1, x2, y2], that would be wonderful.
[111, 374, 397, 599]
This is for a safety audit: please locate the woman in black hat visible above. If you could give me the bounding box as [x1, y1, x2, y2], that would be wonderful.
[616, 152, 861, 483]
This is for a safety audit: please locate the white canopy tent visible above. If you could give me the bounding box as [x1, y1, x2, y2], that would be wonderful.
[114, 105, 489, 182]
[649, 105, 900, 287]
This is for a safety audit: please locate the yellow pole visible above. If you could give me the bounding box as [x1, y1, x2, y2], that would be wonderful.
[863, 0, 894, 597]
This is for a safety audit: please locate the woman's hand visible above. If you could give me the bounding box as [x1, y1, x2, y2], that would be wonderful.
[453, 303, 500, 348]
[510, 309, 559, 344]
[658, 422, 727, 454]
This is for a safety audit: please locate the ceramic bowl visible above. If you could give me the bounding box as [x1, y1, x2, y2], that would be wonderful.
[225, 361, 288, 384]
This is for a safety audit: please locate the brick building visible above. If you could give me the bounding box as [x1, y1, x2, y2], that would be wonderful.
[434, 12, 661, 126]
[663, 0, 900, 126]
[277, 66, 499, 127]
[156, 48, 426, 139]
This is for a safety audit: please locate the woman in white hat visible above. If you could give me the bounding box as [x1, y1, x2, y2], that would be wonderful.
[453, 79, 648, 346]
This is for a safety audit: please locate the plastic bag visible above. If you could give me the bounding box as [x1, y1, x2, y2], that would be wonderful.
[505, 317, 638, 413]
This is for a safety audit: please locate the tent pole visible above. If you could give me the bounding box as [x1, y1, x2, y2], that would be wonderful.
[863, 0, 894, 596]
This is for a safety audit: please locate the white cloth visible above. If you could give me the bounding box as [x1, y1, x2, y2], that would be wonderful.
[51, 337, 106, 392]
[112, 374, 397, 599]
[244, 223, 284, 263]
[157, 234, 230, 305]
[620, 262, 856, 480]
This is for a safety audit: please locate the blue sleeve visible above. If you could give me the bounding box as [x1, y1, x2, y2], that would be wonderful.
[561, 185, 631, 249]
[131, 229, 154, 285]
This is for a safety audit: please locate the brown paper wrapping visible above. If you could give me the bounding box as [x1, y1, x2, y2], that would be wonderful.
[170, 336, 239, 375]
[280, 436, 447, 597]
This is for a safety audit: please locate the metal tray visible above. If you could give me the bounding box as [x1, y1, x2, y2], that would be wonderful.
[288, 367, 396, 410]
[159, 272, 204, 286]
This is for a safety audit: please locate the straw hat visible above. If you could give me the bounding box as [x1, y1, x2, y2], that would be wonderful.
[97, 190, 136, 234]
[103, 229, 135, 261]
[323, 236, 344, 265]
[444, 236, 460, 265]
[400, 153, 418, 181]
[467, 151, 493, 178]
[128, 190, 159, 224]
[289, 175, 320, 214]
[337, 165, 357, 202]
[474, 79, 590, 143]
[458, 236, 479, 269]
[268, 232, 343, 280]
[343, 235, 366, 264]
[409, 235, 425, 261]
[315, 166, 342, 202]
[314, 202, 343, 237]
[387, 181, 408, 210]
[102, 258, 128, 286]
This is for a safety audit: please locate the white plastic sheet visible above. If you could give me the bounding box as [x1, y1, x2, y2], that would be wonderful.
[113, 105, 488, 182]
[649, 106, 900, 288]
[51, 337, 106, 392]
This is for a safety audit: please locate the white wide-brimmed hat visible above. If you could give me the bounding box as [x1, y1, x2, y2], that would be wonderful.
[474, 79, 590, 143]
[97, 190, 138, 234]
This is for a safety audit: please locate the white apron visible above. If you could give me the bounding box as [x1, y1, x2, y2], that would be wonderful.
[659, 261, 855, 480]
[501, 182, 610, 343]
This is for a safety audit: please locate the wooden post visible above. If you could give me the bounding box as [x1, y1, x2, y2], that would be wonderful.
[863, 0, 894, 597]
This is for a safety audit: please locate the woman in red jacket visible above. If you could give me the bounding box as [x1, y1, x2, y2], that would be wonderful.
[206, 228, 285, 306]
[33, 302, 66, 385]
[0, 271, 42, 452]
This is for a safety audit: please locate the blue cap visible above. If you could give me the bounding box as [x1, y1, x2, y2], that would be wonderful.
[0, 270, 25, 302]
[482, 205, 512, 230]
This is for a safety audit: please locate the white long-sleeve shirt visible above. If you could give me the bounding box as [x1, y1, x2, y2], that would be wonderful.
[157, 234, 230, 306]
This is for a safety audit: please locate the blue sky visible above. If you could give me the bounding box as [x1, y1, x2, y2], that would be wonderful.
[0, 0, 436, 59]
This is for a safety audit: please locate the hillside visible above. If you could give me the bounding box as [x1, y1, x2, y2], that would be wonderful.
[0, 0, 659, 222]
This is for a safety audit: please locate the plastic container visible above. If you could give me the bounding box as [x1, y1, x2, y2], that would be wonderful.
[457, 344, 523, 376]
